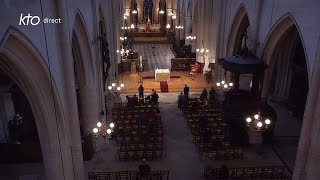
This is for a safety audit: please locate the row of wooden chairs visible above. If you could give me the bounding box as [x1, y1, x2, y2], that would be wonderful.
[199, 147, 244, 160]
[88, 170, 169, 180]
[119, 142, 163, 151]
[204, 166, 290, 179]
[118, 149, 163, 161]
[116, 135, 164, 144]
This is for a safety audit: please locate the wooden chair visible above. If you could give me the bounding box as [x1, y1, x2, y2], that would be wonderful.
[129, 170, 139, 180]
[97, 172, 108, 180]
[150, 170, 160, 180]
[108, 171, 118, 180]
[160, 170, 169, 180]
[88, 172, 97, 180]
[118, 171, 129, 180]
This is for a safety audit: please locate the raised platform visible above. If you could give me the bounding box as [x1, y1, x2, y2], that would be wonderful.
[119, 71, 213, 93]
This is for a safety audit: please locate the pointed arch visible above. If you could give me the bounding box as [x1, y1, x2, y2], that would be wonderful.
[72, 11, 99, 135]
[260, 13, 309, 82]
[0, 27, 69, 180]
[227, 3, 251, 55]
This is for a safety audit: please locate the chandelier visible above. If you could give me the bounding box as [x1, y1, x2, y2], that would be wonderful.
[216, 71, 233, 91]
[159, 9, 165, 14]
[245, 111, 271, 132]
[196, 41, 209, 56]
[93, 118, 115, 139]
[186, 35, 196, 41]
[169, 11, 174, 16]
[175, 25, 184, 30]
[132, 9, 137, 14]
[216, 80, 233, 91]
[172, 15, 176, 19]
[108, 82, 124, 95]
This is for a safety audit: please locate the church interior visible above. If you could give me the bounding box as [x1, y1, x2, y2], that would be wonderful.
[0, 0, 320, 179]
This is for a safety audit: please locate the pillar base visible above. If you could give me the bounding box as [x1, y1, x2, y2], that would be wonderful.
[247, 126, 263, 144]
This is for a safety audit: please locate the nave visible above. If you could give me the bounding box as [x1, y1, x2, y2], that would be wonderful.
[85, 93, 288, 180]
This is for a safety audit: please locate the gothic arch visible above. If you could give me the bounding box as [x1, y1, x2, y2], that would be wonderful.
[0, 28, 70, 180]
[227, 3, 251, 55]
[73, 11, 95, 85]
[260, 14, 309, 99]
[72, 11, 99, 135]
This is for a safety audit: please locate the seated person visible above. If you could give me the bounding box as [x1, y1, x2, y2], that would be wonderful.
[151, 91, 159, 103]
[139, 159, 151, 178]
[209, 87, 216, 100]
[190, 62, 200, 75]
[126, 96, 134, 107]
[132, 94, 139, 105]
[200, 88, 208, 100]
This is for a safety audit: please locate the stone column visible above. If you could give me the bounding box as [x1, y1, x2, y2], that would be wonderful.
[54, 0, 85, 179]
[185, 16, 192, 36]
[80, 86, 99, 136]
[0, 92, 15, 142]
[293, 41, 320, 180]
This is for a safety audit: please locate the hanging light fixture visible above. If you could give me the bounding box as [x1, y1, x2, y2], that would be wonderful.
[245, 110, 271, 132]
[93, 118, 115, 140]
[196, 41, 209, 56]
[175, 25, 183, 30]
[169, 11, 174, 16]
[159, 9, 165, 14]
[107, 81, 124, 95]
[130, 24, 135, 29]
[172, 15, 176, 19]
[216, 71, 233, 92]
[132, 9, 137, 14]
[166, 24, 171, 29]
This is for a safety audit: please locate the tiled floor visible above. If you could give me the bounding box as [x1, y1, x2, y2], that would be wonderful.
[132, 44, 175, 71]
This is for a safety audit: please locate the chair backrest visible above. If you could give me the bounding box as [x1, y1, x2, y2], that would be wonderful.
[97, 172, 108, 180]
[108, 171, 118, 180]
[160, 170, 169, 180]
[88, 172, 97, 180]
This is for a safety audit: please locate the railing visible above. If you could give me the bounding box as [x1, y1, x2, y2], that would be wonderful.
[170, 58, 196, 71]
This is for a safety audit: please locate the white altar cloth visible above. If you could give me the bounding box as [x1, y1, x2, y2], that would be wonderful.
[155, 68, 170, 82]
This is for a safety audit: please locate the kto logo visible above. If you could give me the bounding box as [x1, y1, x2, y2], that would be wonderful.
[19, 13, 40, 26]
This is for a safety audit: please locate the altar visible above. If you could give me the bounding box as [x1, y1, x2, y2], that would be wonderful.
[155, 68, 170, 82]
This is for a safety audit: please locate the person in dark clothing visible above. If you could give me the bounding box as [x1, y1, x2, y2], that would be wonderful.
[132, 94, 139, 106]
[151, 91, 159, 103]
[126, 96, 134, 107]
[200, 88, 208, 100]
[219, 165, 229, 179]
[139, 159, 151, 178]
[184, 84, 189, 97]
[138, 85, 144, 99]
[209, 87, 216, 100]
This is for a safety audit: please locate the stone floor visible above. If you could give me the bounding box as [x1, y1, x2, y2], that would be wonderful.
[132, 44, 175, 71]
[85, 93, 287, 179]
[0, 92, 294, 180]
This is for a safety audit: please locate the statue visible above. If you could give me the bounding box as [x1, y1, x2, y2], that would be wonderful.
[99, 21, 111, 90]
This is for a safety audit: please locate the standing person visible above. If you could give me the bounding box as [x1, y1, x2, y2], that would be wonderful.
[209, 87, 216, 100]
[138, 85, 144, 99]
[184, 84, 190, 97]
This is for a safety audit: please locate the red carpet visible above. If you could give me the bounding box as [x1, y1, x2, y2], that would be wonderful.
[142, 76, 180, 80]
[160, 82, 168, 92]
